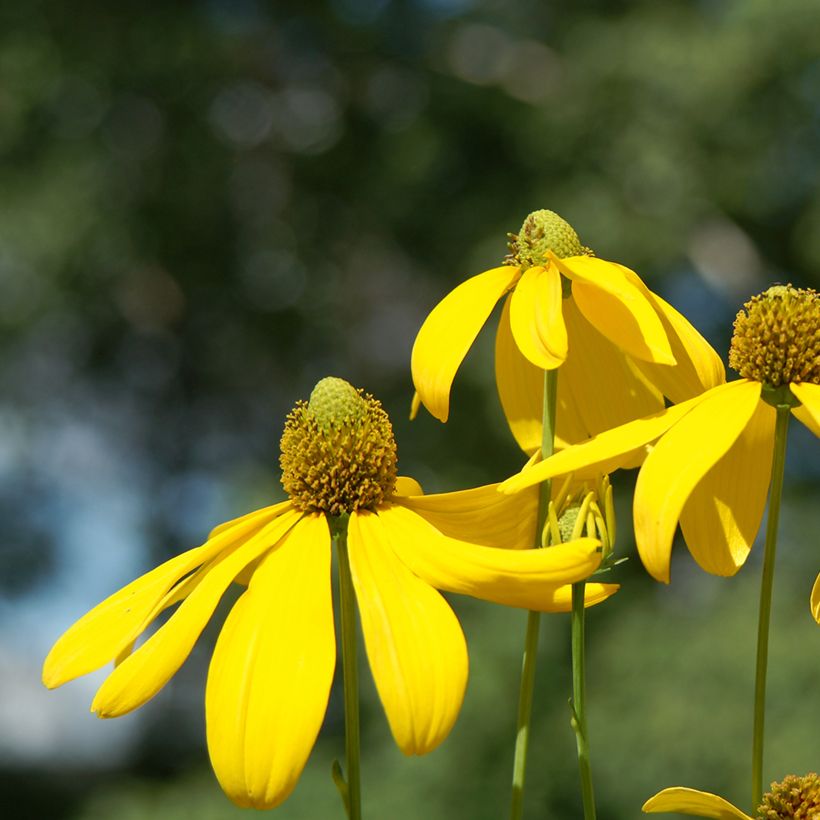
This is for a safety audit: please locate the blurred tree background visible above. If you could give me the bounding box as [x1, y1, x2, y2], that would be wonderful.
[1, 0, 818, 818]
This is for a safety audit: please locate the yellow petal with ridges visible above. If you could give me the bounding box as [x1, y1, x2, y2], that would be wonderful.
[206, 514, 334, 809]
[635, 381, 761, 583]
[348, 510, 468, 755]
[378, 505, 601, 609]
[498, 393, 710, 495]
[42, 504, 285, 689]
[208, 500, 290, 539]
[811, 573, 820, 623]
[495, 292, 548, 454]
[411, 266, 519, 422]
[642, 787, 752, 819]
[790, 382, 820, 437]
[680, 399, 774, 576]
[552, 254, 675, 365]
[397, 482, 539, 549]
[509, 265, 567, 370]
[92, 508, 302, 718]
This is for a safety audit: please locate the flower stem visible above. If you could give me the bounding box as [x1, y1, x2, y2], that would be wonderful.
[751, 404, 791, 811]
[570, 582, 596, 820]
[509, 368, 557, 820]
[336, 524, 362, 820]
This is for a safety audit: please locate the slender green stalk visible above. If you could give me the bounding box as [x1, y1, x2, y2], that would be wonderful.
[570, 582, 596, 820]
[751, 404, 791, 810]
[336, 524, 362, 820]
[509, 368, 557, 820]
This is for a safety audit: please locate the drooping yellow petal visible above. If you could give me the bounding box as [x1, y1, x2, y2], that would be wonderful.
[394, 475, 424, 496]
[617, 270, 726, 401]
[680, 399, 775, 576]
[553, 254, 675, 365]
[348, 510, 468, 755]
[790, 381, 820, 437]
[509, 265, 567, 370]
[208, 500, 290, 539]
[498, 393, 710, 495]
[642, 787, 752, 819]
[411, 266, 519, 422]
[811, 573, 820, 623]
[635, 381, 762, 583]
[495, 292, 550, 454]
[532, 582, 620, 611]
[206, 514, 334, 809]
[559, 298, 665, 442]
[92, 509, 302, 718]
[378, 505, 602, 609]
[397, 482, 539, 549]
[42, 504, 285, 689]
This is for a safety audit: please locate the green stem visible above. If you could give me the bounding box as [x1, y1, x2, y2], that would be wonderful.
[571, 582, 596, 820]
[751, 404, 791, 810]
[336, 524, 362, 820]
[509, 368, 557, 820]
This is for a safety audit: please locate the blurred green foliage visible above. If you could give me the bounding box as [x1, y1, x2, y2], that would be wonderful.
[1, 0, 819, 818]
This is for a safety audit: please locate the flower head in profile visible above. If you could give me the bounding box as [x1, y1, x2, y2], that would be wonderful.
[643, 772, 820, 819]
[501, 286, 820, 612]
[43, 377, 615, 810]
[411, 209, 724, 453]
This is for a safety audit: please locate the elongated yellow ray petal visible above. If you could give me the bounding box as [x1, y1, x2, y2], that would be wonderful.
[495, 292, 548, 454]
[642, 787, 752, 819]
[553, 254, 675, 365]
[811, 573, 820, 624]
[348, 510, 468, 755]
[208, 500, 290, 539]
[635, 381, 761, 583]
[680, 399, 775, 576]
[92, 509, 302, 718]
[42, 504, 285, 689]
[394, 475, 424, 496]
[498, 392, 711, 495]
[509, 265, 567, 370]
[527, 581, 620, 611]
[790, 381, 820, 437]
[411, 266, 519, 422]
[378, 505, 601, 609]
[397, 482, 538, 549]
[206, 514, 334, 809]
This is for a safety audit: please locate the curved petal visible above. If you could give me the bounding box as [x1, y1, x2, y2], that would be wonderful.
[635, 381, 762, 583]
[552, 254, 675, 365]
[533, 582, 620, 611]
[559, 298, 665, 442]
[395, 476, 424, 497]
[208, 500, 290, 539]
[791, 382, 820, 437]
[92, 509, 303, 718]
[498, 391, 713, 495]
[642, 787, 752, 819]
[495, 292, 550, 454]
[680, 399, 775, 576]
[42, 504, 286, 689]
[378, 505, 601, 609]
[811, 573, 820, 624]
[348, 510, 468, 755]
[411, 266, 519, 422]
[397, 482, 539, 549]
[509, 265, 567, 370]
[206, 514, 335, 809]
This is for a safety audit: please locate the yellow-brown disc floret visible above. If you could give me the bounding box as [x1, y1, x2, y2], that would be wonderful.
[279, 377, 398, 516]
[729, 285, 820, 387]
[756, 772, 820, 820]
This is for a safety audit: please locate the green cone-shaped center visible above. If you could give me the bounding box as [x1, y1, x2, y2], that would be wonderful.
[308, 376, 366, 429]
[508, 209, 585, 267]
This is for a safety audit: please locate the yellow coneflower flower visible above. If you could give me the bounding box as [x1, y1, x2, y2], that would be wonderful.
[500, 286, 820, 603]
[643, 772, 820, 819]
[43, 377, 615, 810]
[411, 209, 724, 453]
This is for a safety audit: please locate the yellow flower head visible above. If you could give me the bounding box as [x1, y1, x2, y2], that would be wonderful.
[643, 772, 820, 819]
[43, 378, 615, 810]
[501, 286, 820, 596]
[411, 208, 725, 453]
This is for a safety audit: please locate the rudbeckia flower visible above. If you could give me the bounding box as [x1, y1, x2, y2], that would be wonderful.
[642, 772, 820, 818]
[500, 286, 820, 600]
[43, 377, 616, 810]
[411, 209, 724, 453]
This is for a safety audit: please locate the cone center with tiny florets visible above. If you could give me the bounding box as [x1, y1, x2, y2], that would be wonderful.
[505, 209, 592, 268]
[756, 772, 820, 819]
[280, 377, 398, 517]
[729, 285, 820, 387]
